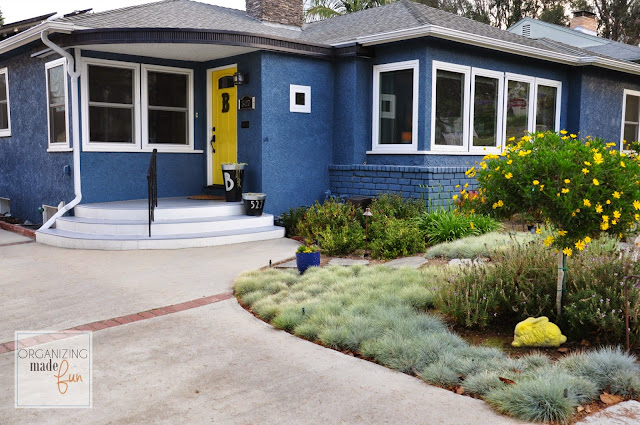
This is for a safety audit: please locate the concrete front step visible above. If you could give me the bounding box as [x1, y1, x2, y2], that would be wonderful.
[74, 198, 244, 220]
[36, 226, 285, 250]
[55, 214, 276, 236]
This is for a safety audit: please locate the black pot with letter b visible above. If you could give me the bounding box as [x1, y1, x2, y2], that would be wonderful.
[221, 163, 245, 202]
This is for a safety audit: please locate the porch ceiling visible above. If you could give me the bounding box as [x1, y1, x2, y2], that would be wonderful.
[75, 43, 257, 62]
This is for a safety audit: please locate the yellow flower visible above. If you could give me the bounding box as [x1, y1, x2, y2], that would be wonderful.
[560, 130, 568, 135]
[563, 247, 573, 257]
[533, 180, 540, 185]
[612, 220, 618, 225]
[455, 184, 460, 188]
[505, 172, 513, 179]
[558, 230, 568, 236]
[497, 200, 504, 207]
[595, 204, 603, 213]
[564, 179, 570, 184]
[507, 159, 513, 165]
[544, 236, 554, 247]
[582, 168, 590, 175]
[601, 222, 610, 230]
[557, 193, 561, 197]
[561, 136, 569, 140]
[495, 166, 500, 171]
[613, 191, 621, 199]
[584, 236, 591, 244]
[535, 228, 541, 234]
[480, 162, 487, 170]
[522, 136, 532, 142]
[452, 195, 459, 200]
[576, 208, 581, 213]
[606, 200, 611, 205]
[537, 133, 544, 138]
[584, 161, 592, 166]
[570, 134, 577, 138]
[593, 178, 600, 186]
[621, 161, 626, 168]
[575, 240, 586, 251]
[470, 222, 475, 229]
[470, 209, 475, 214]
[539, 184, 544, 191]
[464, 183, 469, 188]
[634, 200, 640, 210]
[594, 152, 604, 164]
[613, 210, 621, 219]
[602, 215, 609, 222]
[562, 188, 570, 194]
[583, 199, 591, 207]
[572, 212, 576, 217]
[508, 136, 516, 142]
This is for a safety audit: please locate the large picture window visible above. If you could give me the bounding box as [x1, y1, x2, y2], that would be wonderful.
[622, 89, 640, 151]
[372, 60, 419, 153]
[82, 58, 194, 152]
[0, 67, 11, 137]
[45, 58, 69, 150]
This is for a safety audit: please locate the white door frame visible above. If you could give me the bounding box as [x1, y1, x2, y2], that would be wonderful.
[206, 63, 237, 186]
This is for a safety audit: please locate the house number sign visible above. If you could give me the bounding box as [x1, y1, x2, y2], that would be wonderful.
[248, 199, 264, 209]
[238, 96, 255, 110]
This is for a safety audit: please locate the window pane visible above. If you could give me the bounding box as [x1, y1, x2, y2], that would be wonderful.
[624, 124, 638, 149]
[49, 107, 66, 143]
[0, 102, 7, 130]
[0, 74, 6, 102]
[148, 110, 187, 145]
[148, 71, 187, 108]
[473, 76, 499, 147]
[536, 85, 557, 132]
[48, 65, 65, 106]
[378, 69, 413, 145]
[88, 65, 133, 104]
[505, 80, 529, 140]
[434, 70, 465, 146]
[89, 106, 134, 143]
[625, 95, 640, 123]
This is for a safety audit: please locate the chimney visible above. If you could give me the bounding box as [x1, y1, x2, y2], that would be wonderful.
[246, 0, 304, 28]
[570, 10, 598, 36]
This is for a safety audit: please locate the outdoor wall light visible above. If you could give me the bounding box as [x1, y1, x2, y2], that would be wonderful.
[233, 71, 248, 85]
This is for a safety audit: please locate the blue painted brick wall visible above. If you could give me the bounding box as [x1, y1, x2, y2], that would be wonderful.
[328, 164, 477, 208]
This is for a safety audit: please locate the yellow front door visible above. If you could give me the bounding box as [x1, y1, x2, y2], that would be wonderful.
[210, 67, 238, 185]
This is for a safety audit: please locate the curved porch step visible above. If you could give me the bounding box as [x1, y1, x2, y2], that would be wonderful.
[74, 198, 244, 221]
[36, 226, 285, 250]
[55, 214, 276, 236]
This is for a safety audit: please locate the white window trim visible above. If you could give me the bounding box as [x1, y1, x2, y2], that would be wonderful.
[535, 78, 562, 133]
[469, 67, 504, 155]
[290, 84, 311, 113]
[430, 61, 471, 153]
[504, 73, 536, 141]
[371, 60, 419, 153]
[0, 67, 11, 138]
[141, 64, 195, 152]
[45, 58, 70, 151]
[620, 89, 640, 153]
[81, 57, 140, 152]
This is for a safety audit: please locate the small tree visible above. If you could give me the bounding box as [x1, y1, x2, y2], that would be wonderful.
[464, 131, 640, 315]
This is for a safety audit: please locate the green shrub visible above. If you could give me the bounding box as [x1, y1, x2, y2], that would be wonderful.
[279, 206, 307, 237]
[369, 217, 426, 259]
[368, 192, 426, 220]
[471, 214, 503, 234]
[425, 231, 534, 259]
[317, 222, 365, 256]
[414, 209, 503, 245]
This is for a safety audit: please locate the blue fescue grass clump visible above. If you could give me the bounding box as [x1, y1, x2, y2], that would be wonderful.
[234, 265, 640, 424]
[425, 231, 534, 259]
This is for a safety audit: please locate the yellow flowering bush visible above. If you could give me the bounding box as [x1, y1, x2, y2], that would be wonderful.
[468, 132, 640, 253]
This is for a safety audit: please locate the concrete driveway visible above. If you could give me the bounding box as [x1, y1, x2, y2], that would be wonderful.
[0, 229, 529, 424]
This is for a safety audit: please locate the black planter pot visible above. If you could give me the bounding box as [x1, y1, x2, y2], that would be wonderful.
[221, 164, 245, 202]
[243, 193, 266, 216]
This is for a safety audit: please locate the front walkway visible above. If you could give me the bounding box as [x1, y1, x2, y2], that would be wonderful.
[0, 230, 528, 424]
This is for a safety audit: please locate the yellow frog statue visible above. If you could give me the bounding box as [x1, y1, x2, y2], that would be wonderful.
[512, 316, 567, 348]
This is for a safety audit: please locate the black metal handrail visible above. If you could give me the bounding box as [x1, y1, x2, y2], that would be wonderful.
[147, 149, 158, 237]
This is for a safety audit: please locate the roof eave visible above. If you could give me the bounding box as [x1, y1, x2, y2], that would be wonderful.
[0, 21, 89, 56]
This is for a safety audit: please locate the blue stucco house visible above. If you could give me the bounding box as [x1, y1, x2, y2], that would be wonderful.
[1, 0, 640, 249]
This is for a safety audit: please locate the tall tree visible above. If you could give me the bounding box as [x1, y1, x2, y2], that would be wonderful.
[305, 0, 394, 21]
[0, 8, 4, 26]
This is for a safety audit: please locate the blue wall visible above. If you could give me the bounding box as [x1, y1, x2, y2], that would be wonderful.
[0, 47, 74, 223]
[577, 68, 640, 147]
[260, 52, 335, 214]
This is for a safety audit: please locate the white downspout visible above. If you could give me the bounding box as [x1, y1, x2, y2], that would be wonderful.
[39, 31, 82, 231]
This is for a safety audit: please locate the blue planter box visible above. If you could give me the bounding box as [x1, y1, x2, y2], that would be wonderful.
[296, 251, 321, 274]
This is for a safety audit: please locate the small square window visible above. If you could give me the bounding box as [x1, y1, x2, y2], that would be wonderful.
[290, 84, 311, 113]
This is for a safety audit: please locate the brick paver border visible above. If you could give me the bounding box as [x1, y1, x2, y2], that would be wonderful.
[0, 221, 36, 239]
[0, 291, 234, 353]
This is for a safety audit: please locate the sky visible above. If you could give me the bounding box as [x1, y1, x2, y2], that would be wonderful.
[0, 0, 246, 24]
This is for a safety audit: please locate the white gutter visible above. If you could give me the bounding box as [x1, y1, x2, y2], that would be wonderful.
[39, 31, 82, 231]
[332, 24, 640, 77]
[0, 21, 82, 56]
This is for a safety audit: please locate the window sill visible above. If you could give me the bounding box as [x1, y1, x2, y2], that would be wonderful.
[83, 144, 203, 154]
[366, 150, 429, 155]
[0, 131, 11, 138]
[367, 150, 489, 156]
[47, 147, 73, 152]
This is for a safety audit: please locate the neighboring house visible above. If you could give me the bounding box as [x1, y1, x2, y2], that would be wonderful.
[1, 0, 640, 248]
